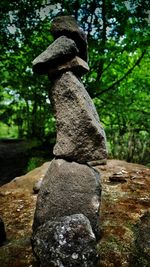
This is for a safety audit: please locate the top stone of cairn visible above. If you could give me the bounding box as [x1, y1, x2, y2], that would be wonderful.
[51, 16, 88, 62]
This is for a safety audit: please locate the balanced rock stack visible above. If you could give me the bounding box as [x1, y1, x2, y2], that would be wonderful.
[31, 16, 107, 267]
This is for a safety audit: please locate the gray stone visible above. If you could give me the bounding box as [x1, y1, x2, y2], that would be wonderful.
[51, 16, 88, 61]
[32, 214, 98, 267]
[32, 36, 79, 74]
[88, 158, 107, 167]
[33, 177, 43, 194]
[32, 158, 101, 238]
[48, 56, 89, 78]
[50, 71, 107, 163]
[0, 216, 6, 246]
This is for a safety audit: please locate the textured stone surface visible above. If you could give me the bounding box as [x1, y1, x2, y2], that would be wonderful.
[88, 159, 107, 167]
[48, 56, 89, 78]
[96, 160, 150, 267]
[50, 71, 107, 163]
[33, 177, 43, 194]
[0, 160, 150, 267]
[32, 158, 101, 237]
[32, 214, 97, 267]
[0, 216, 6, 246]
[130, 212, 150, 267]
[51, 16, 87, 61]
[32, 36, 79, 74]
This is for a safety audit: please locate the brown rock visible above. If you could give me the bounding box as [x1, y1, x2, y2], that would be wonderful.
[51, 16, 88, 61]
[32, 158, 101, 238]
[109, 172, 128, 183]
[32, 36, 79, 74]
[88, 159, 107, 167]
[48, 56, 89, 78]
[50, 71, 107, 163]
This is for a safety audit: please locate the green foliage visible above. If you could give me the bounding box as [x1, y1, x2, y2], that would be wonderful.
[26, 156, 46, 172]
[0, 122, 18, 138]
[0, 0, 150, 164]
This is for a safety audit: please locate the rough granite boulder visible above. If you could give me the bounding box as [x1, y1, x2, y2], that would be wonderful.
[51, 16, 87, 61]
[32, 214, 97, 267]
[33, 158, 101, 238]
[50, 71, 107, 163]
[32, 36, 79, 74]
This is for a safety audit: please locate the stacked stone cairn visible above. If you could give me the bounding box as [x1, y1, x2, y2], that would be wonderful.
[31, 16, 107, 267]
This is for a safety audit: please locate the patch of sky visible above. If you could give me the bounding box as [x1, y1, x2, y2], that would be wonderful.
[7, 4, 61, 34]
[25, 66, 33, 74]
[38, 3, 61, 20]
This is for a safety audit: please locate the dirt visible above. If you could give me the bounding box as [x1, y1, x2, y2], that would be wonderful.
[0, 159, 150, 267]
[0, 139, 29, 186]
[96, 160, 150, 267]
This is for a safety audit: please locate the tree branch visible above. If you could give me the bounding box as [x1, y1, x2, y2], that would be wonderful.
[95, 0, 107, 81]
[93, 50, 146, 98]
[129, 109, 150, 115]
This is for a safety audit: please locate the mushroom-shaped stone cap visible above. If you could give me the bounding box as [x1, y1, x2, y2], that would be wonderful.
[48, 56, 89, 79]
[32, 36, 79, 74]
[51, 16, 87, 62]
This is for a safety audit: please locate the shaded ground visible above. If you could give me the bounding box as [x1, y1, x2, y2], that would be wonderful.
[0, 160, 150, 267]
[0, 139, 53, 186]
[0, 162, 50, 267]
[0, 139, 29, 186]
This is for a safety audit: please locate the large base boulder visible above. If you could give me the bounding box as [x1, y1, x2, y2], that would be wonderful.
[32, 159, 101, 238]
[32, 214, 97, 267]
[50, 71, 107, 164]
